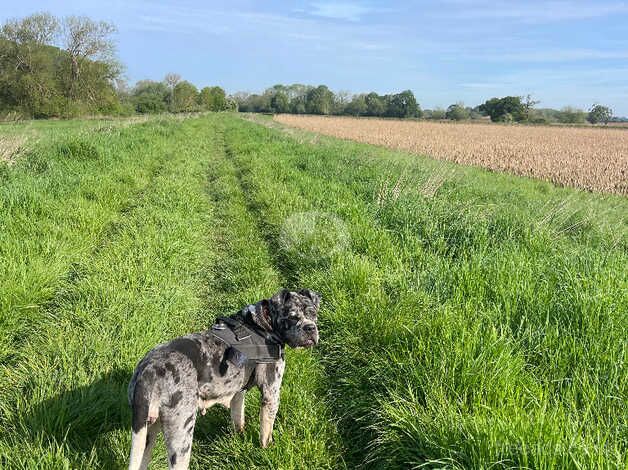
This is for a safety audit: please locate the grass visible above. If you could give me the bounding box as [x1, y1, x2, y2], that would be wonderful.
[0, 113, 626, 469]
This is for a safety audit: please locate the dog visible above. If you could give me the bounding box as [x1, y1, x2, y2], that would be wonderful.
[127, 288, 320, 470]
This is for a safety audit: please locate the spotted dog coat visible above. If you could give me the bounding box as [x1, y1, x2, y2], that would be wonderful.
[127, 289, 320, 470]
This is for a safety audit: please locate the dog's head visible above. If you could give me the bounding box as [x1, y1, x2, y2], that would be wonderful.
[252, 289, 321, 348]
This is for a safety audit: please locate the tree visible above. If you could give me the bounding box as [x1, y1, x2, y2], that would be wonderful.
[132, 80, 168, 113]
[306, 85, 334, 115]
[163, 73, 180, 108]
[238, 93, 271, 113]
[445, 102, 470, 121]
[270, 90, 290, 113]
[0, 13, 62, 117]
[365, 92, 385, 116]
[1, 12, 58, 45]
[164, 73, 181, 90]
[479, 96, 526, 122]
[0, 12, 121, 118]
[199, 86, 226, 111]
[224, 96, 238, 111]
[171, 81, 198, 112]
[333, 90, 351, 114]
[291, 95, 307, 114]
[285, 84, 311, 111]
[61, 16, 118, 98]
[587, 104, 612, 124]
[427, 107, 446, 120]
[522, 94, 540, 121]
[557, 106, 586, 124]
[386, 90, 419, 118]
[345, 94, 367, 116]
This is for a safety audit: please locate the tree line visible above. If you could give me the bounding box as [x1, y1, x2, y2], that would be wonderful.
[236, 86, 615, 125]
[119, 73, 236, 115]
[0, 13, 232, 119]
[236, 84, 422, 118]
[0, 12, 618, 124]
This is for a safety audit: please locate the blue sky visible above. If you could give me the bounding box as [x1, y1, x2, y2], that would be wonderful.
[2, 1, 628, 114]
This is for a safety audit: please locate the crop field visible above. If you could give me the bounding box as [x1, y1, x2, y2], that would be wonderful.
[0, 114, 627, 469]
[274, 114, 628, 195]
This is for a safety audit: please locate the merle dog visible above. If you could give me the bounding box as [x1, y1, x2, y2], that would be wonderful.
[128, 289, 320, 470]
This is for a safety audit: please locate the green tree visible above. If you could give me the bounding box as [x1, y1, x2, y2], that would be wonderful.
[557, 106, 586, 124]
[386, 90, 419, 118]
[270, 90, 290, 113]
[291, 95, 307, 114]
[0, 11, 60, 116]
[446, 102, 470, 121]
[132, 80, 168, 113]
[427, 108, 446, 120]
[199, 86, 226, 111]
[306, 85, 334, 115]
[587, 104, 612, 124]
[239, 93, 271, 113]
[479, 96, 526, 122]
[171, 81, 198, 112]
[0, 12, 121, 118]
[345, 94, 367, 116]
[61, 16, 118, 100]
[333, 90, 351, 115]
[365, 92, 385, 116]
[522, 94, 540, 121]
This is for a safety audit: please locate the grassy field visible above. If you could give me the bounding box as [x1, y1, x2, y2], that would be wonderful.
[0, 113, 626, 469]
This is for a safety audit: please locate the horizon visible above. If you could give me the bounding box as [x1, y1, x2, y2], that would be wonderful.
[2, 0, 627, 115]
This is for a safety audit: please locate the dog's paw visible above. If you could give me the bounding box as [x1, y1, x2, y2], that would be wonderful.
[260, 436, 273, 448]
[234, 424, 245, 434]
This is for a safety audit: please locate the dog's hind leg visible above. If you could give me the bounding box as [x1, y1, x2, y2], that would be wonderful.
[128, 424, 148, 470]
[230, 391, 246, 432]
[138, 421, 160, 470]
[162, 410, 195, 470]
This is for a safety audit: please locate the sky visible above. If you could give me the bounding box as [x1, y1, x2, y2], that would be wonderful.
[2, 1, 628, 114]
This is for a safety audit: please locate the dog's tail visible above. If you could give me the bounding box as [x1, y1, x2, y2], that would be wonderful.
[128, 378, 155, 470]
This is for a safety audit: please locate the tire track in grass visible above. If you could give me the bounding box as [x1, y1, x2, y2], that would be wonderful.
[190, 119, 345, 469]
[0, 117, 217, 468]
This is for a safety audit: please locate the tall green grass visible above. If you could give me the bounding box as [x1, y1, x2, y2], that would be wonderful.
[222, 115, 627, 469]
[0, 113, 625, 469]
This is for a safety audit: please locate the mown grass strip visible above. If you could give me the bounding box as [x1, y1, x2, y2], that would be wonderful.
[222, 114, 627, 469]
[189, 119, 344, 469]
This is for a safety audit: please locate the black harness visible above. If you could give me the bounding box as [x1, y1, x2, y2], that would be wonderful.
[210, 305, 284, 369]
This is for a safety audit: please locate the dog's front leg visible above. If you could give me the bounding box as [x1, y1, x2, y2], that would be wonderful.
[230, 391, 246, 433]
[258, 360, 285, 448]
[259, 382, 280, 448]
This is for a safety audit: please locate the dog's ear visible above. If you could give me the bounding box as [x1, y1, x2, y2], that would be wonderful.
[298, 289, 321, 311]
[271, 289, 292, 307]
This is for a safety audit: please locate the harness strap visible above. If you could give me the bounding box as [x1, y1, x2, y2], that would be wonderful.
[211, 312, 283, 369]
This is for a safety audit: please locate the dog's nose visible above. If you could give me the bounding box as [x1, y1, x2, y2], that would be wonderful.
[303, 323, 317, 333]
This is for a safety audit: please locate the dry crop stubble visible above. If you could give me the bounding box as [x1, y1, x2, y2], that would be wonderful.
[274, 115, 628, 195]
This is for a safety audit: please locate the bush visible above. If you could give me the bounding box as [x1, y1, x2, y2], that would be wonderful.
[557, 107, 586, 124]
[445, 103, 470, 121]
